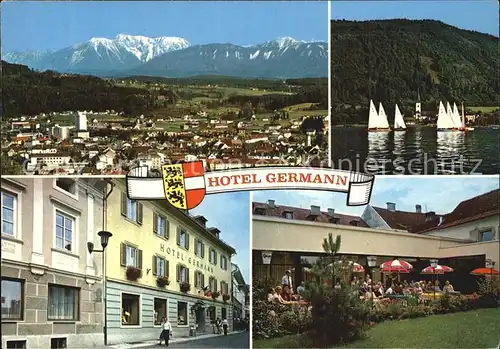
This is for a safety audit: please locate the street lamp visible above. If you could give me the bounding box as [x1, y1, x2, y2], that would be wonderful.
[429, 259, 439, 299]
[367, 256, 377, 281]
[87, 231, 113, 254]
[87, 231, 112, 346]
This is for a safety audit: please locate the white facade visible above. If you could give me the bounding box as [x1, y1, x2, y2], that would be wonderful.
[423, 215, 499, 242]
[51, 125, 71, 140]
[78, 112, 88, 131]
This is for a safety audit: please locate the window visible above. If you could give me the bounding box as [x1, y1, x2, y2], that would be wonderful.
[209, 248, 217, 265]
[122, 293, 140, 326]
[1, 191, 15, 236]
[220, 281, 229, 295]
[120, 243, 143, 269]
[221, 307, 227, 320]
[154, 213, 169, 238]
[48, 285, 79, 321]
[6, 341, 26, 349]
[209, 277, 218, 292]
[121, 193, 143, 224]
[154, 298, 167, 326]
[194, 271, 205, 289]
[177, 228, 189, 250]
[1, 278, 23, 320]
[195, 239, 205, 258]
[177, 301, 188, 326]
[220, 255, 228, 270]
[479, 230, 494, 242]
[284, 212, 293, 219]
[50, 338, 66, 349]
[55, 178, 77, 196]
[55, 211, 75, 252]
[153, 256, 168, 277]
[177, 265, 189, 283]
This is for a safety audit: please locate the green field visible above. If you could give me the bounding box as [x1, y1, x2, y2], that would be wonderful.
[254, 308, 500, 349]
[468, 106, 499, 113]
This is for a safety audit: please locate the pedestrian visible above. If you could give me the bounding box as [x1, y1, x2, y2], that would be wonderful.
[159, 317, 172, 346]
[222, 318, 228, 336]
[215, 317, 222, 334]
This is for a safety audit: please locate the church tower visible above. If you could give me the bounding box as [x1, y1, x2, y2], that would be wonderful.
[415, 88, 422, 119]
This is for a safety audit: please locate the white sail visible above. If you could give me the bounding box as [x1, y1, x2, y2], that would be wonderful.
[446, 102, 459, 127]
[437, 101, 455, 129]
[452, 103, 463, 128]
[377, 102, 390, 129]
[394, 104, 406, 129]
[368, 100, 389, 129]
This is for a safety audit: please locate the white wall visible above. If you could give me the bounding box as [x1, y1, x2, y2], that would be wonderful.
[424, 215, 499, 241]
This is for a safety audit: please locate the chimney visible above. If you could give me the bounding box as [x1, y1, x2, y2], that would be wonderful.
[425, 211, 436, 222]
[415, 204, 422, 214]
[267, 199, 275, 208]
[310, 205, 320, 215]
[386, 202, 396, 212]
[327, 208, 335, 217]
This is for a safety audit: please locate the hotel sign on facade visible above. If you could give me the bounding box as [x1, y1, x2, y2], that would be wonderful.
[159, 243, 214, 274]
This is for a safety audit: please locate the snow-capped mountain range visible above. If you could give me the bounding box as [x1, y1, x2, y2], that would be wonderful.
[3, 34, 327, 78]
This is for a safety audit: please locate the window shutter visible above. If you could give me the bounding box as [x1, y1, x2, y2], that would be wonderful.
[120, 243, 126, 266]
[152, 255, 157, 276]
[194, 272, 198, 288]
[163, 219, 168, 238]
[220, 255, 223, 267]
[137, 203, 143, 224]
[137, 249, 143, 269]
[195, 239, 198, 255]
[153, 213, 158, 234]
[214, 278, 218, 292]
[201, 243, 205, 258]
[176, 227, 181, 246]
[186, 268, 190, 284]
[121, 193, 127, 217]
[166, 260, 169, 277]
[185, 233, 190, 250]
[214, 251, 218, 265]
[176, 264, 180, 282]
[220, 281, 223, 294]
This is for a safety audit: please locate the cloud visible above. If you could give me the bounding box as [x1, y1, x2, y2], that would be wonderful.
[191, 192, 250, 283]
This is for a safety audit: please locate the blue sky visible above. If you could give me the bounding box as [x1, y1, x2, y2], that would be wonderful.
[331, 0, 499, 36]
[1, 1, 328, 52]
[253, 176, 499, 216]
[191, 192, 250, 284]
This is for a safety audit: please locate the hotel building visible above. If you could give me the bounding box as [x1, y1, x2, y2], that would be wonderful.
[253, 190, 499, 293]
[104, 179, 236, 345]
[1, 178, 106, 349]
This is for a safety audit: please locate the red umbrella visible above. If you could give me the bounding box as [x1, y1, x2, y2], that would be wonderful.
[333, 260, 365, 273]
[380, 259, 413, 273]
[470, 267, 500, 276]
[421, 265, 454, 274]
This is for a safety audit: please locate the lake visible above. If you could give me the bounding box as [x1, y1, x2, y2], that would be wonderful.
[331, 127, 500, 174]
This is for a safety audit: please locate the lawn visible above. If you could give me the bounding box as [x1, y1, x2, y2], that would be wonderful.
[253, 308, 500, 348]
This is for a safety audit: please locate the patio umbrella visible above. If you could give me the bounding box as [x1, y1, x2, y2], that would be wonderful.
[380, 259, 413, 273]
[421, 265, 454, 274]
[470, 267, 500, 276]
[334, 260, 365, 273]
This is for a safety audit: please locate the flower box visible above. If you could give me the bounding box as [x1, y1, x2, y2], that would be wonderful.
[157, 276, 170, 288]
[180, 282, 191, 293]
[126, 266, 142, 281]
[211, 291, 220, 299]
[223, 294, 231, 303]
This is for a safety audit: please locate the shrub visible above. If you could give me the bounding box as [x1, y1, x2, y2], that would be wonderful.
[252, 299, 285, 339]
[477, 276, 500, 308]
[211, 291, 220, 299]
[180, 282, 191, 293]
[307, 285, 370, 347]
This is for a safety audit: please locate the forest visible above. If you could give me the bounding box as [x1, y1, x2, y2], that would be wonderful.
[330, 19, 499, 124]
[1, 61, 159, 118]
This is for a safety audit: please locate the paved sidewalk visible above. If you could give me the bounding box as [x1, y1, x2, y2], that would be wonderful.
[106, 331, 246, 349]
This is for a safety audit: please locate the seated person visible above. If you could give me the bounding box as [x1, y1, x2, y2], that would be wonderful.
[433, 280, 442, 292]
[373, 284, 384, 298]
[267, 288, 279, 302]
[385, 285, 394, 295]
[275, 286, 297, 305]
[443, 280, 455, 293]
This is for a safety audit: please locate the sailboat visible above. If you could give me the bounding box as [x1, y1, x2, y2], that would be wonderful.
[368, 100, 391, 132]
[393, 104, 407, 131]
[452, 103, 465, 131]
[462, 103, 474, 131]
[437, 101, 458, 132]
